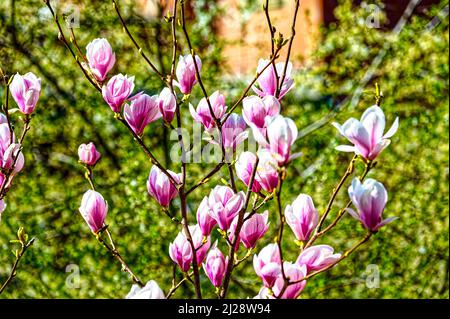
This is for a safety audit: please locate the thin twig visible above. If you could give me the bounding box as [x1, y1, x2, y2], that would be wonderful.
[220, 156, 259, 299]
[316, 155, 357, 232]
[44, 1, 101, 92]
[274, 169, 288, 297]
[276, 0, 300, 98]
[223, 51, 281, 122]
[166, 271, 192, 299]
[0, 237, 35, 295]
[95, 229, 144, 287]
[263, 0, 279, 92]
[117, 116, 180, 186]
[304, 158, 374, 249]
[185, 162, 225, 195]
[111, 0, 165, 82]
[288, 233, 372, 286]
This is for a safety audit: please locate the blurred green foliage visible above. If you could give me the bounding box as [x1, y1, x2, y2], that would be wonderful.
[0, 0, 448, 299]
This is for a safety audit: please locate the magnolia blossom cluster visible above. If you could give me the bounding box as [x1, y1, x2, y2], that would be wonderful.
[168, 185, 270, 288]
[0, 72, 41, 216]
[85, 38, 185, 133]
[250, 193, 341, 299]
[77, 38, 400, 299]
[253, 243, 341, 299]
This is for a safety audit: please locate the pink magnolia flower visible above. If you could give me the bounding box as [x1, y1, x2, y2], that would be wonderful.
[126, 280, 165, 299]
[261, 115, 299, 166]
[332, 105, 399, 160]
[169, 224, 210, 272]
[169, 231, 193, 272]
[242, 95, 280, 144]
[0, 125, 24, 174]
[2, 143, 25, 174]
[255, 149, 279, 193]
[347, 178, 397, 232]
[79, 190, 108, 233]
[85, 38, 116, 82]
[196, 197, 217, 236]
[146, 165, 181, 207]
[296, 245, 341, 273]
[102, 74, 135, 112]
[240, 211, 270, 249]
[203, 242, 228, 287]
[78, 142, 101, 166]
[285, 194, 319, 242]
[189, 224, 211, 265]
[10, 72, 41, 115]
[207, 185, 245, 231]
[253, 243, 281, 288]
[157, 87, 177, 123]
[228, 216, 241, 252]
[220, 113, 248, 150]
[272, 262, 307, 299]
[175, 54, 201, 94]
[253, 59, 294, 99]
[0, 123, 15, 158]
[190, 91, 227, 130]
[0, 124, 14, 160]
[124, 93, 161, 136]
[235, 151, 262, 193]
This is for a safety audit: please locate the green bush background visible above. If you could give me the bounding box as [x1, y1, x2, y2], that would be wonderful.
[0, 0, 448, 298]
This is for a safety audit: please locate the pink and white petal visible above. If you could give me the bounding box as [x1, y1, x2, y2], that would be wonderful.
[251, 126, 269, 147]
[375, 216, 398, 230]
[368, 139, 391, 159]
[383, 117, 399, 139]
[345, 207, 361, 221]
[335, 145, 356, 152]
[289, 152, 302, 162]
[331, 122, 344, 135]
[361, 106, 385, 147]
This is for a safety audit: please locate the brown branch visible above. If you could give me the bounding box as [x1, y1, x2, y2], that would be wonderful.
[304, 158, 375, 250]
[223, 51, 281, 123]
[116, 116, 180, 186]
[276, 0, 300, 98]
[44, 1, 101, 92]
[96, 229, 144, 287]
[274, 169, 288, 297]
[264, 0, 279, 95]
[111, 0, 165, 82]
[288, 233, 372, 286]
[316, 155, 357, 232]
[220, 156, 259, 299]
[166, 275, 190, 299]
[0, 236, 35, 295]
[185, 162, 225, 195]
[0, 116, 31, 199]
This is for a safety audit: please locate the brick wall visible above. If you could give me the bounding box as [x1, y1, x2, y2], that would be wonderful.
[217, 0, 324, 75]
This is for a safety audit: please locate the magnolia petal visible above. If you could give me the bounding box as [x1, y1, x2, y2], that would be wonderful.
[335, 145, 356, 152]
[376, 216, 398, 229]
[345, 207, 360, 221]
[383, 117, 399, 139]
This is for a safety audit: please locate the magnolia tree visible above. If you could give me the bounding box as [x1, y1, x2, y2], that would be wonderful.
[0, 68, 40, 294]
[45, 0, 399, 299]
